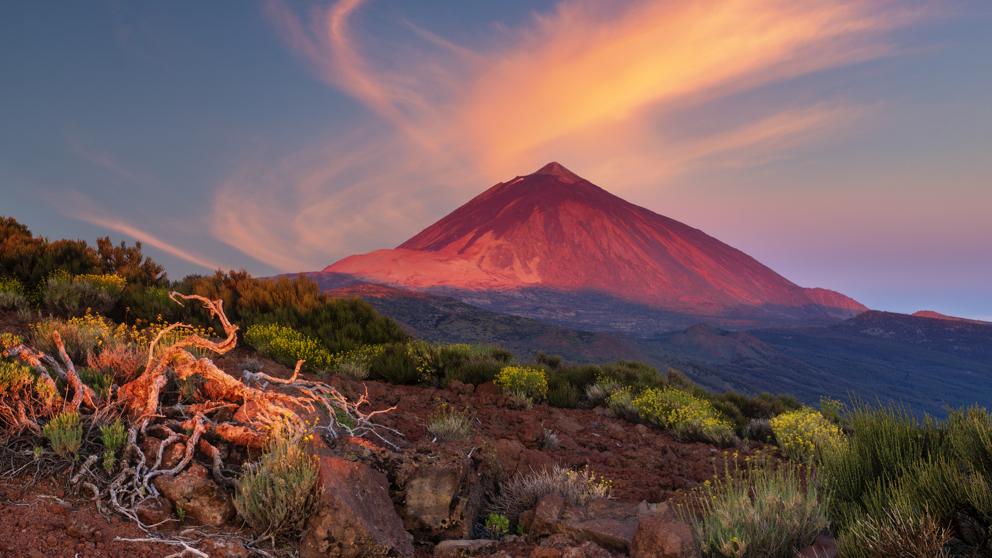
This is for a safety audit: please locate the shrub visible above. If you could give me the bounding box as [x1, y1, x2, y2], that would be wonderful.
[88, 343, 145, 383]
[817, 405, 934, 530]
[494, 366, 547, 401]
[484, 513, 510, 538]
[332, 344, 384, 379]
[42, 271, 125, 316]
[547, 380, 580, 408]
[0, 359, 33, 395]
[0, 276, 28, 310]
[632, 387, 736, 445]
[438, 344, 508, 386]
[244, 323, 333, 372]
[30, 313, 115, 363]
[837, 508, 950, 558]
[234, 431, 320, 543]
[506, 391, 534, 410]
[490, 465, 612, 522]
[79, 367, 113, 399]
[426, 403, 472, 441]
[680, 461, 827, 558]
[770, 408, 845, 462]
[368, 342, 420, 384]
[0, 331, 23, 351]
[43, 411, 83, 459]
[605, 385, 637, 419]
[100, 418, 127, 473]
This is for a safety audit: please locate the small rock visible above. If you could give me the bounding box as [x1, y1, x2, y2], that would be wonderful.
[530, 493, 565, 536]
[530, 548, 562, 558]
[629, 512, 699, 558]
[153, 463, 235, 526]
[201, 538, 252, 558]
[560, 518, 636, 552]
[432, 539, 497, 557]
[562, 541, 612, 558]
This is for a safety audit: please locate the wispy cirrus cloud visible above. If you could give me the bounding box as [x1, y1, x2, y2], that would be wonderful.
[214, 0, 926, 271]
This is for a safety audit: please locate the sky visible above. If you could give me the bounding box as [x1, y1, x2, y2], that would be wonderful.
[1, 1, 990, 320]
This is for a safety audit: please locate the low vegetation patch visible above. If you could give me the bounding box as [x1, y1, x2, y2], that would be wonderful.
[42, 410, 83, 459]
[494, 365, 548, 406]
[42, 271, 125, 316]
[680, 461, 827, 558]
[770, 407, 845, 462]
[244, 323, 333, 372]
[631, 386, 736, 445]
[233, 431, 320, 544]
[490, 465, 611, 523]
[426, 402, 473, 441]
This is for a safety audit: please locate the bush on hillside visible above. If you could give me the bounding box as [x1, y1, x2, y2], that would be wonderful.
[0, 276, 28, 311]
[494, 366, 548, 402]
[547, 379, 580, 408]
[490, 465, 612, 523]
[244, 323, 333, 372]
[680, 461, 827, 558]
[43, 411, 83, 459]
[368, 342, 421, 384]
[30, 313, 117, 363]
[234, 431, 320, 543]
[770, 407, 845, 462]
[632, 387, 736, 445]
[178, 271, 407, 353]
[426, 402, 473, 441]
[837, 508, 950, 558]
[41, 271, 125, 316]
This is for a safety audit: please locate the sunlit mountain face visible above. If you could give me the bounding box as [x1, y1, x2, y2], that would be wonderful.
[322, 162, 864, 330]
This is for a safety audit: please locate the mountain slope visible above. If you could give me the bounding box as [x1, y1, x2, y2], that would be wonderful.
[325, 162, 864, 324]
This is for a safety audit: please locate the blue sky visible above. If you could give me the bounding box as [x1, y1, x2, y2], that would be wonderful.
[1, 1, 991, 319]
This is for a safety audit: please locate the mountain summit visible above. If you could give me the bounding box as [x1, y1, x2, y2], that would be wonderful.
[324, 163, 865, 320]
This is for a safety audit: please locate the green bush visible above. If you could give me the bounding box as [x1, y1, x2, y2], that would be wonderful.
[547, 380, 580, 408]
[41, 272, 125, 316]
[680, 461, 827, 558]
[837, 508, 950, 558]
[817, 405, 935, 530]
[426, 403, 472, 441]
[234, 432, 320, 543]
[43, 411, 83, 458]
[100, 418, 127, 473]
[484, 512, 510, 538]
[605, 385, 637, 419]
[79, 367, 113, 399]
[178, 271, 407, 353]
[770, 408, 845, 462]
[632, 387, 736, 445]
[490, 466, 612, 523]
[368, 342, 420, 384]
[0, 359, 33, 395]
[244, 323, 333, 372]
[494, 366, 548, 401]
[0, 276, 28, 310]
[30, 313, 116, 362]
[331, 344, 384, 379]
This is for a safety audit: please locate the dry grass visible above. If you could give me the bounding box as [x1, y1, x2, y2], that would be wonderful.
[490, 465, 612, 522]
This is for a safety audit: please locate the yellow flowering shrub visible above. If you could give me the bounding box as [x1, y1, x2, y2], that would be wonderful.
[244, 323, 333, 372]
[632, 387, 736, 445]
[494, 365, 548, 401]
[770, 408, 845, 462]
[41, 271, 125, 315]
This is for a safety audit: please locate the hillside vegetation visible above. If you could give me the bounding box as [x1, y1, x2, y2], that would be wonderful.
[2, 216, 991, 557]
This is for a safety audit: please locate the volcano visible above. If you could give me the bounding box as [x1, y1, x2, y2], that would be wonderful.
[322, 162, 865, 326]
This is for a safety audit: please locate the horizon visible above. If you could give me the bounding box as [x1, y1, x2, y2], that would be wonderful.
[2, 1, 991, 320]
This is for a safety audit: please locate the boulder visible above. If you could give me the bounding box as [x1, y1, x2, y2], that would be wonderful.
[561, 541, 613, 558]
[529, 494, 565, 536]
[560, 518, 636, 552]
[398, 457, 484, 539]
[300, 455, 414, 558]
[629, 511, 698, 558]
[492, 438, 554, 477]
[432, 539, 498, 558]
[153, 462, 234, 526]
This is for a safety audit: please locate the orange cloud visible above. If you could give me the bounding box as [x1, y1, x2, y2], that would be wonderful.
[229, 0, 924, 271]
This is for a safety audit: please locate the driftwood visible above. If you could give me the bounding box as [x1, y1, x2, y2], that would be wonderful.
[2, 291, 401, 553]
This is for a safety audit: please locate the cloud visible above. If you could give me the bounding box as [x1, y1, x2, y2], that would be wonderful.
[65, 193, 225, 272]
[227, 0, 925, 271]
